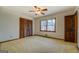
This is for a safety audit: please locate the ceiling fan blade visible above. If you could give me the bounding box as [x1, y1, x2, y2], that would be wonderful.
[35, 13, 38, 15]
[42, 9, 48, 11]
[41, 12, 45, 15]
[34, 6, 38, 8]
[34, 6, 41, 10]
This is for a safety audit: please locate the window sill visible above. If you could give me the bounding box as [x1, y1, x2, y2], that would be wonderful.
[40, 30, 56, 32]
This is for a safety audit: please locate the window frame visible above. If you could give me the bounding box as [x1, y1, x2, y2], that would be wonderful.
[40, 18, 56, 32]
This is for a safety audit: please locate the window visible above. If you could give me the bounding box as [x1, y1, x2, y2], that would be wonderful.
[40, 20, 47, 31]
[40, 18, 56, 32]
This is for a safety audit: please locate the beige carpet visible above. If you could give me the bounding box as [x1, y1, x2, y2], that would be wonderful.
[0, 36, 79, 53]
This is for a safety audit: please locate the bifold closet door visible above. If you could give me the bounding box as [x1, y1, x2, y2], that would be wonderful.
[19, 18, 26, 38]
[20, 17, 33, 38]
[26, 20, 32, 36]
[65, 15, 76, 42]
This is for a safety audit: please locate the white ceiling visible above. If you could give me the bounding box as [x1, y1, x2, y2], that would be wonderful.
[1, 6, 75, 18]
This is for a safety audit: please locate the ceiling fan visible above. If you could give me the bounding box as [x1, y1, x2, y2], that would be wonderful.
[29, 6, 48, 15]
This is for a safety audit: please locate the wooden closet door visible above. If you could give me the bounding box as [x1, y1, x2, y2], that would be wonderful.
[20, 17, 33, 38]
[26, 20, 32, 36]
[19, 18, 26, 38]
[74, 12, 78, 43]
[65, 15, 75, 42]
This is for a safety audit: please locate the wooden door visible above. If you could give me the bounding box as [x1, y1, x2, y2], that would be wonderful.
[65, 15, 75, 42]
[19, 17, 26, 38]
[26, 20, 32, 36]
[20, 17, 33, 38]
[74, 12, 78, 43]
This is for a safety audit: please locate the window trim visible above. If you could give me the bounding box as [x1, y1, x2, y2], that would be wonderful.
[40, 18, 56, 32]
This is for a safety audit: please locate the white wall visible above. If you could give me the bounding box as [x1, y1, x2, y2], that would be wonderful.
[0, 7, 33, 42]
[34, 10, 74, 39]
[0, 9, 19, 42]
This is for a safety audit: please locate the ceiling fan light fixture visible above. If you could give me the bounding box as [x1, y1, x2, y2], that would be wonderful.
[29, 6, 48, 15]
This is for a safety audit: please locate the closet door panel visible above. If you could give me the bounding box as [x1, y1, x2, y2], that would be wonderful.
[65, 15, 76, 42]
[20, 17, 33, 38]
